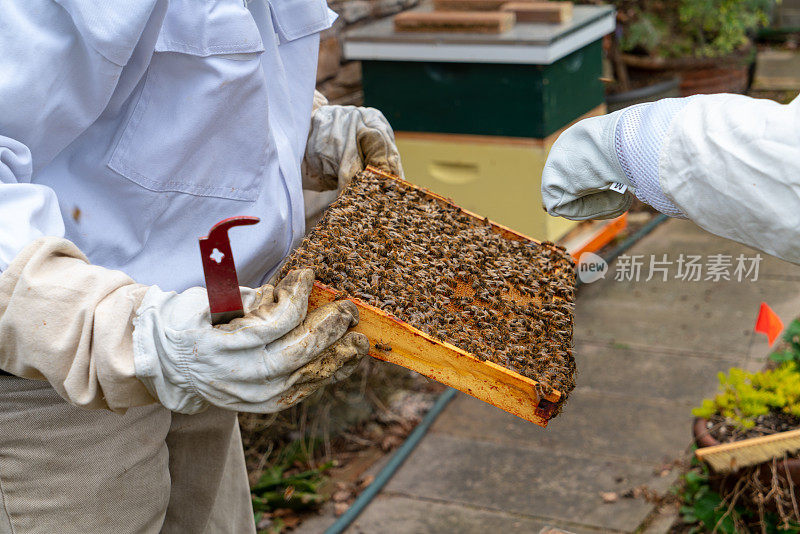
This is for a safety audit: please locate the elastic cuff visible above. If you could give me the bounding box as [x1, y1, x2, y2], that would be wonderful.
[614, 100, 689, 218]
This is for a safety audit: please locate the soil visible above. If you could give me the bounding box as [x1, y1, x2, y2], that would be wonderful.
[280, 169, 576, 397]
[703, 413, 800, 444]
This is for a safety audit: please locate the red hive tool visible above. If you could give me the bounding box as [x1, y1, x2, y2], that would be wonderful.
[199, 216, 260, 325]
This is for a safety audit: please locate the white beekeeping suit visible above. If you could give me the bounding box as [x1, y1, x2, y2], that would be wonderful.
[0, 0, 400, 532]
[542, 93, 800, 264]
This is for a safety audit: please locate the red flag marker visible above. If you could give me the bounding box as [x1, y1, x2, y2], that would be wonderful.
[755, 302, 784, 346]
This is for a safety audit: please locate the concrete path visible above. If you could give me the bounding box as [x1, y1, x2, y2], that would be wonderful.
[304, 219, 800, 533]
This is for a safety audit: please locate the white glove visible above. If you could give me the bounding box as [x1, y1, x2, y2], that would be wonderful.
[303, 94, 403, 192]
[132, 269, 368, 414]
[541, 108, 634, 220]
[542, 100, 689, 220]
[302, 92, 403, 228]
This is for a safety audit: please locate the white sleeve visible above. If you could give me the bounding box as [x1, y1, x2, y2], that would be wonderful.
[0, 140, 64, 271]
[658, 94, 800, 264]
[0, 0, 165, 270]
[615, 99, 691, 218]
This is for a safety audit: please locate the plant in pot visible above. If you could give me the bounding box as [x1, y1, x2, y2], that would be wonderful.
[687, 321, 800, 531]
[599, 0, 775, 104]
[677, 453, 798, 533]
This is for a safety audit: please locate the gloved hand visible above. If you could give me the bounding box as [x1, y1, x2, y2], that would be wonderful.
[302, 91, 403, 228]
[542, 100, 688, 221]
[303, 91, 403, 192]
[133, 268, 369, 414]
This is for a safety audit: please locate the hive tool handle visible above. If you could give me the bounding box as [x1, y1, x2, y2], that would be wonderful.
[199, 216, 260, 325]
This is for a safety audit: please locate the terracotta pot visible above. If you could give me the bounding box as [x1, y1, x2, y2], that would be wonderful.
[622, 49, 754, 97]
[679, 67, 749, 96]
[693, 418, 800, 500]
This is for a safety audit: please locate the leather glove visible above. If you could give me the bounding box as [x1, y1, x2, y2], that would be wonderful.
[302, 91, 403, 228]
[542, 101, 690, 221]
[133, 269, 369, 414]
[541, 108, 635, 221]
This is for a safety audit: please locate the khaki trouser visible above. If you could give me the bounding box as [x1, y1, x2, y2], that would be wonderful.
[0, 377, 255, 533]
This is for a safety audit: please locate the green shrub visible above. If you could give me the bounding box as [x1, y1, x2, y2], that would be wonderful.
[250, 438, 334, 533]
[611, 0, 775, 59]
[771, 319, 800, 364]
[679, 457, 741, 533]
[677, 451, 800, 532]
[692, 362, 800, 429]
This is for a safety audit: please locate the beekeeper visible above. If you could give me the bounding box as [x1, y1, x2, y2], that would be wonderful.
[542, 94, 800, 264]
[0, 1, 400, 532]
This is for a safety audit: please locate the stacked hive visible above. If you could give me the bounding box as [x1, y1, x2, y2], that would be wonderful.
[394, 0, 573, 34]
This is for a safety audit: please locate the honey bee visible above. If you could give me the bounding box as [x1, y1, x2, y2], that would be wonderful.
[279, 170, 576, 395]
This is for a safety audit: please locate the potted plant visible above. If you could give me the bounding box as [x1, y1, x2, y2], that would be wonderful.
[686, 320, 800, 531]
[602, 0, 776, 98]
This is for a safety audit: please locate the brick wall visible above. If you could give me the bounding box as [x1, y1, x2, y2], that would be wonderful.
[316, 0, 421, 104]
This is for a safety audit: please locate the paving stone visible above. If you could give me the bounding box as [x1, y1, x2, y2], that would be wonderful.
[573, 341, 738, 403]
[383, 433, 667, 532]
[640, 508, 680, 534]
[753, 49, 800, 91]
[432, 391, 692, 464]
[348, 496, 554, 534]
[576, 274, 800, 360]
[305, 497, 600, 534]
[539, 527, 579, 534]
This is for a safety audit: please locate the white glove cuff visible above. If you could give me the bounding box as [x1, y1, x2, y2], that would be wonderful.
[615, 99, 691, 218]
[132, 286, 208, 414]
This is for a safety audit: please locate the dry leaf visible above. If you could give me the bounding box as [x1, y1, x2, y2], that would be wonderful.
[332, 490, 352, 503]
[600, 491, 618, 503]
[359, 475, 375, 490]
[380, 435, 402, 451]
[334, 502, 350, 516]
[283, 486, 295, 500]
[282, 515, 300, 529]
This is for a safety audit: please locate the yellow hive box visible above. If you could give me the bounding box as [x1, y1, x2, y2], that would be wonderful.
[395, 105, 605, 243]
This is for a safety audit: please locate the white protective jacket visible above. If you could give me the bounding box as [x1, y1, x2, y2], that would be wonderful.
[0, 0, 335, 286]
[0, 0, 337, 409]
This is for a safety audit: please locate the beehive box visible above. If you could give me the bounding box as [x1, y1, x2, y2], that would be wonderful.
[281, 167, 575, 426]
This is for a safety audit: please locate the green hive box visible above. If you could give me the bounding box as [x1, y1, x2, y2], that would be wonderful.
[344, 5, 614, 138]
[360, 41, 602, 138]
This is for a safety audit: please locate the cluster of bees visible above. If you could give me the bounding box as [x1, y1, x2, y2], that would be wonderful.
[280, 170, 576, 397]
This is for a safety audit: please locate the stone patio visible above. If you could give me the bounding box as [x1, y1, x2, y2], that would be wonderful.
[300, 219, 800, 533]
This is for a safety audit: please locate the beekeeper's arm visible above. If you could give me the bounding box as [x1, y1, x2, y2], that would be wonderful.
[0, 1, 367, 413]
[542, 94, 800, 264]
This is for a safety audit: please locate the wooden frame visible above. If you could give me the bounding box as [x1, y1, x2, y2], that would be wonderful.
[306, 167, 568, 427]
[394, 11, 517, 34]
[696, 428, 800, 473]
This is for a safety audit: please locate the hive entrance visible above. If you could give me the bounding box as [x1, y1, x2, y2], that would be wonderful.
[281, 168, 576, 414]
